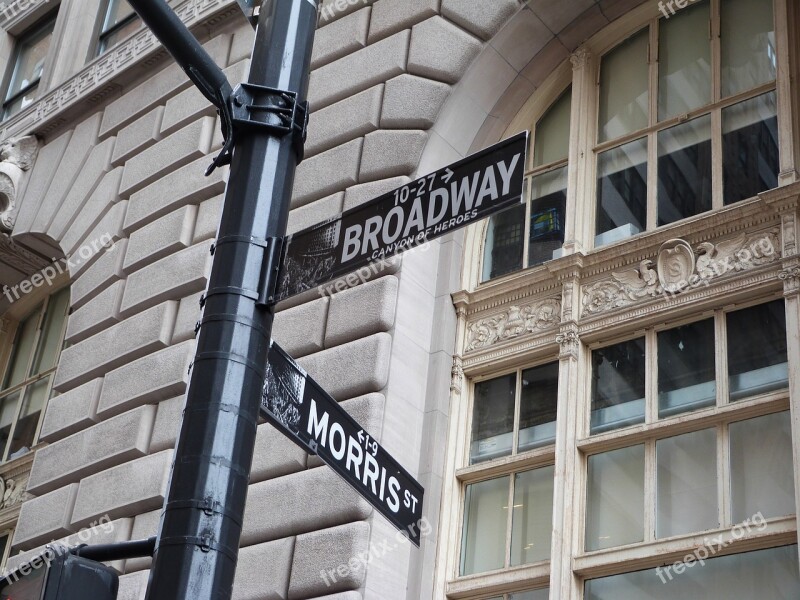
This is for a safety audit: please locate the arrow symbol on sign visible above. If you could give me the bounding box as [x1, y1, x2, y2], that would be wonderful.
[442, 168, 454, 184]
[358, 430, 364, 443]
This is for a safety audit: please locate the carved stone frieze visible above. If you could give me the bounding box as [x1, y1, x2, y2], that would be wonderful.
[0, 474, 29, 509]
[0, 233, 50, 275]
[582, 230, 781, 316]
[465, 298, 561, 352]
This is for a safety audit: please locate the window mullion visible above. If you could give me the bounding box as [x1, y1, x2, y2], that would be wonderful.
[644, 438, 656, 543]
[522, 178, 532, 270]
[505, 474, 514, 568]
[2, 383, 26, 461]
[646, 329, 658, 424]
[716, 310, 729, 407]
[719, 422, 732, 529]
[512, 370, 522, 454]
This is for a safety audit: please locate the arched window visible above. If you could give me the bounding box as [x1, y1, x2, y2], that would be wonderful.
[482, 88, 572, 281]
[0, 287, 69, 462]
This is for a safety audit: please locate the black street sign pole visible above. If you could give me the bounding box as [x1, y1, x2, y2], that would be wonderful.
[126, 1, 318, 599]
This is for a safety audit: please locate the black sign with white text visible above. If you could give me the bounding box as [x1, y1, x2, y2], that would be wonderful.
[260, 342, 425, 546]
[275, 132, 529, 301]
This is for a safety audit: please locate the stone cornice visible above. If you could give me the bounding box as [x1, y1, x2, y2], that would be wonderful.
[0, 0, 240, 142]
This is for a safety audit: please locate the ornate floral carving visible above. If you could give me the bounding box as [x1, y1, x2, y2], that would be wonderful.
[583, 231, 781, 316]
[465, 298, 561, 352]
[780, 267, 800, 281]
[570, 47, 591, 70]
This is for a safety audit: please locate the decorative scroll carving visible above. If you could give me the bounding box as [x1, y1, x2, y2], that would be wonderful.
[465, 298, 561, 352]
[0, 136, 37, 232]
[583, 231, 781, 316]
[450, 356, 464, 394]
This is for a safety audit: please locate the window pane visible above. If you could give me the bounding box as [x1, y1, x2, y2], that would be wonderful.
[98, 18, 140, 54]
[31, 288, 69, 375]
[721, 0, 776, 97]
[657, 429, 718, 538]
[510, 590, 550, 600]
[585, 545, 800, 599]
[7, 375, 50, 458]
[482, 204, 525, 281]
[6, 21, 53, 101]
[470, 374, 516, 464]
[658, 318, 716, 418]
[529, 167, 566, 266]
[0, 533, 8, 567]
[595, 138, 647, 247]
[727, 300, 787, 401]
[586, 445, 645, 551]
[3, 84, 38, 117]
[591, 338, 646, 434]
[658, 1, 711, 120]
[730, 412, 794, 522]
[722, 92, 779, 204]
[0, 391, 20, 460]
[461, 476, 509, 575]
[102, 0, 135, 31]
[511, 465, 554, 565]
[599, 29, 649, 142]
[534, 89, 571, 167]
[657, 115, 712, 226]
[2, 306, 41, 389]
[519, 362, 558, 452]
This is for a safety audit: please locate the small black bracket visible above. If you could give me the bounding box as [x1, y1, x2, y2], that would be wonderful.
[258, 236, 285, 307]
[207, 83, 309, 175]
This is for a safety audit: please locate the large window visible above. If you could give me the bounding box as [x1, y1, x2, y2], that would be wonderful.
[2, 15, 56, 119]
[483, 90, 570, 281]
[96, 0, 140, 56]
[596, 0, 777, 246]
[458, 361, 559, 587]
[590, 300, 787, 434]
[0, 288, 69, 462]
[585, 299, 792, 554]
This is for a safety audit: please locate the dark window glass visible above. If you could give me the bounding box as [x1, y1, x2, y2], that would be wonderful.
[519, 362, 559, 451]
[2, 16, 55, 119]
[657, 115, 712, 226]
[482, 205, 525, 281]
[529, 167, 566, 266]
[591, 338, 646, 434]
[596, 138, 647, 246]
[723, 92, 779, 204]
[727, 300, 787, 400]
[658, 318, 716, 417]
[470, 374, 516, 464]
[97, 0, 139, 55]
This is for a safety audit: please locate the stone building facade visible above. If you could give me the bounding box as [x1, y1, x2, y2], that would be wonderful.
[0, 0, 798, 599]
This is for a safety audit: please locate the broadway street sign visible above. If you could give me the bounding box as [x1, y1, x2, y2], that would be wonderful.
[260, 342, 425, 546]
[275, 131, 528, 301]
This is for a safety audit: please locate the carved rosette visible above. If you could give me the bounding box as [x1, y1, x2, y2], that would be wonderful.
[465, 298, 562, 352]
[556, 330, 581, 359]
[582, 230, 781, 316]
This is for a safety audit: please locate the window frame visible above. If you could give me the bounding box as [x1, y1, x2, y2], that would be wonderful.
[1, 12, 57, 120]
[94, 0, 138, 56]
[591, 0, 779, 245]
[0, 288, 69, 463]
